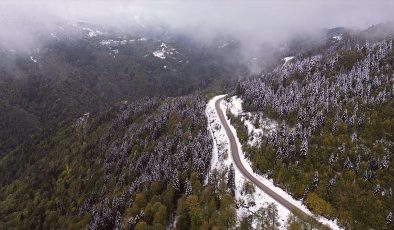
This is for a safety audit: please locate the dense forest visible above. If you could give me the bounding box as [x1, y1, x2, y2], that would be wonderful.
[1, 11, 394, 230]
[0, 21, 248, 229]
[235, 31, 394, 229]
[0, 21, 248, 156]
[0, 19, 305, 230]
[0, 95, 238, 229]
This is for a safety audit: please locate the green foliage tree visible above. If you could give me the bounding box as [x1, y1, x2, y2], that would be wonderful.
[217, 194, 236, 230]
[186, 195, 203, 230]
[256, 202, 280, 230]
[153, 202, 167, 226]
[176, 196, 190, 230]
[135, 220, 149, 230]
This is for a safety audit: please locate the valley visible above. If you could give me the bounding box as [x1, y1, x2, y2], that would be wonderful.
[1, 2, 394, 229]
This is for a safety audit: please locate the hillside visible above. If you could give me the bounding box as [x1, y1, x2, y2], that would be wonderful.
[1, 6, 394, 229]
[1, 94, 240, 229]
[0, 20, 248, 156]
[234, 28, 394, 229]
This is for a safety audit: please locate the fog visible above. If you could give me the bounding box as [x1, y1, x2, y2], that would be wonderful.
[132, 1, 394, 43]
[1, 0, 394, 50]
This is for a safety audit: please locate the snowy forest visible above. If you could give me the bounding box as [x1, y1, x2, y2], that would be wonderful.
[1, 95, 231, 229]
[1, 1, 394, 230]
[235, 34, 394, 229]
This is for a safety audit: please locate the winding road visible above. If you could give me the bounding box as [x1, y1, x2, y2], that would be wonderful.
[215, 96, 328, 229]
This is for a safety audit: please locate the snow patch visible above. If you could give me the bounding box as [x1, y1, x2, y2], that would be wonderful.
[222, 96, 278, 146]
[243, 113, 277, 146]
[100, 40, 127, 57]
[153, 42, 178, 60]
[82, 27, 104, 37]
[100, 39, 128, 46]
[30, 56, 37, 63]
[283, 56, 295, 66]
[153, 50, 166, 59]
[225, 96, 243, 116]
[333, 35, 343, 41]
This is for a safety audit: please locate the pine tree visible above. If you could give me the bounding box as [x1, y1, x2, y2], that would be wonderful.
[227, 164, 236, 196]
[300, 138, 308, 157]
[113, 211, 122, 230]
[185, 179, 192, 196]
[386, 212, 392, 229]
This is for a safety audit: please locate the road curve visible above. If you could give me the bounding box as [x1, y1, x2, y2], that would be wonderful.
[215, 96, 326, 228]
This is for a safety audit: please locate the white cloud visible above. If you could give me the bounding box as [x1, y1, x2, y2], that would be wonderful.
[0, 0, 393, 50]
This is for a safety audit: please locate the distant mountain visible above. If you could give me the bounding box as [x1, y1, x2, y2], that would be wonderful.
[0, 19, 249, 155]
[361, 21, 394, 37]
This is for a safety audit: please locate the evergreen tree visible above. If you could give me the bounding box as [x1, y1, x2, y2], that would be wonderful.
[227, 164, 236, 196]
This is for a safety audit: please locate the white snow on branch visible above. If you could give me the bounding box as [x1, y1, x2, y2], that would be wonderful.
[222, 95, 342, 230]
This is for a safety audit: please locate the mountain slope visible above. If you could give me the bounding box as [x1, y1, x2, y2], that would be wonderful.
[0, 95, 238, 229]
[0, 21, 247, 156]
[235, 30, 394, 229]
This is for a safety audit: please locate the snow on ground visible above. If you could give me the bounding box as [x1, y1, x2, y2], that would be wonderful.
[222, 97, 278, 146]
[242, 115, 277, 146]
[82, 27, 104, 37]
[100, 40, 115, 46]
[206, 95, 290, 229]
[153, 43, 178, 59]
[206, 95, 342, 230]
[100, 40, 128, 57]
[283, 56, 295, 66]
[100, 39, 128, 47]
[153, 50, 166, 59]
[30, 56, 37, 63]
[225, 96, 243, 116]
[333, 35, 343, 41]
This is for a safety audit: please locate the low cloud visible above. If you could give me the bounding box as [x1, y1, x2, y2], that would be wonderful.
[134, 1, 394, 42]
[0, 0, 393, 50]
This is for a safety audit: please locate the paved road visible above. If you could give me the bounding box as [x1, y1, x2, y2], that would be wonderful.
[215, 96, 326, 228]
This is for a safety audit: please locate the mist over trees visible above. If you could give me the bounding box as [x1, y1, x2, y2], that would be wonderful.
[0, 1, 394, 229]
